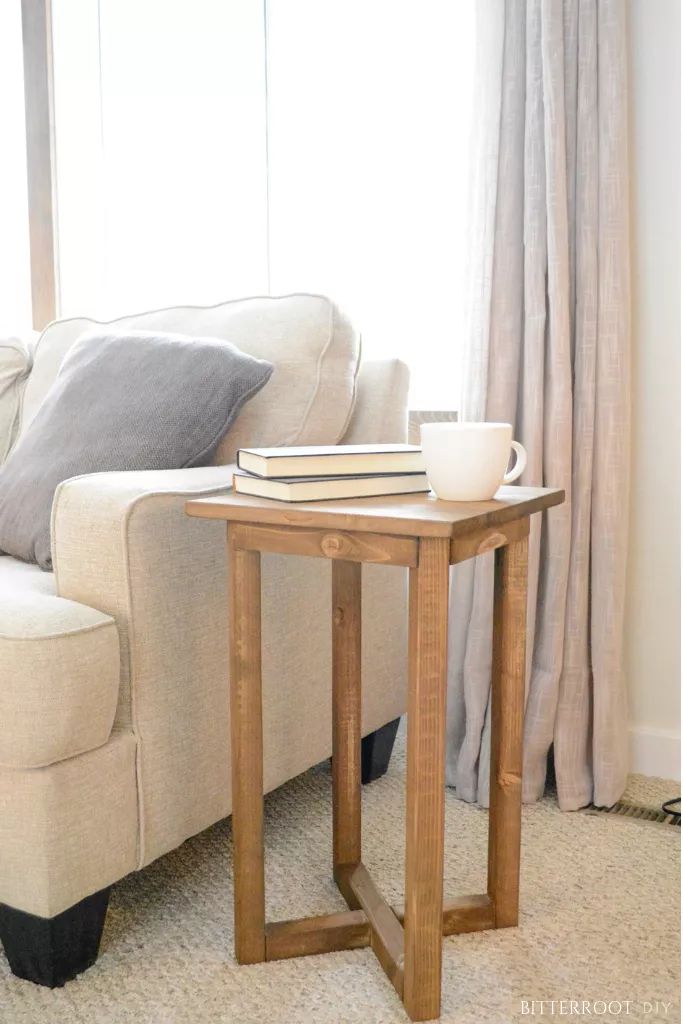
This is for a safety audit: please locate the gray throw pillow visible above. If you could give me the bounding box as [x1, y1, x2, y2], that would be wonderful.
[0, 329, 273, 569]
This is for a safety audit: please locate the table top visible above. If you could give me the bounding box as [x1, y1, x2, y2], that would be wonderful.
[185, 485, 564, 539]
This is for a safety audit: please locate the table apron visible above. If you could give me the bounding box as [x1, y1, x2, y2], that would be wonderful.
[449, 517, 530, 564]
[229, 521, 419, 566]
[229, 516, 531, 569]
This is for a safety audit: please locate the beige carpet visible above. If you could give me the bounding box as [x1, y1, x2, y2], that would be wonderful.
[2, 736, 679, 1024]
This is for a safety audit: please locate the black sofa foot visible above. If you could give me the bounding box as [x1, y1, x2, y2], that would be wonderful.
[0, 887, 111, 987]
[361, 718, 401, 784]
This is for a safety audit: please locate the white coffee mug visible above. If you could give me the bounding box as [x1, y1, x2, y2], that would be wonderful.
[420, 422, 527, 501]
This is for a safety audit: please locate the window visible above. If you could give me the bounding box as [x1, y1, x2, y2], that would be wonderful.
[0, 0, 31, 333]
[52, 0, 268, 316]
[17, 0, 476, 406]
[267, 1, 475, 407]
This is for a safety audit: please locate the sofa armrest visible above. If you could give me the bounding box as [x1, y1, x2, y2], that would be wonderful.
[52, 465, 234, 725]
[51, 464, 407, 869]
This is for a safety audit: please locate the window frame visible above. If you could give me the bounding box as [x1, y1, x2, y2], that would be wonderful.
[21, 0, 58, 329]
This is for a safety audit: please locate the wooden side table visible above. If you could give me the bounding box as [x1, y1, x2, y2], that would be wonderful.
[186, 485, 563, 1022]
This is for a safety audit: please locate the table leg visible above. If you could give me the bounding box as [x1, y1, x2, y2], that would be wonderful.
[332, 561, 362, 893]
[488, 530, 528, 928]
[404, 537, 450, 1022]
[228, 528, 265, 964]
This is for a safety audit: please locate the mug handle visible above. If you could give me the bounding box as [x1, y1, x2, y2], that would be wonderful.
[503, 440, 527, 484]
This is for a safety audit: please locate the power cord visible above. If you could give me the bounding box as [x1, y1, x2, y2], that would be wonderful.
[662, 797, 681, 824]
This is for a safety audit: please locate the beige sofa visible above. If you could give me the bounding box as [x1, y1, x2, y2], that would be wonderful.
[0, 295, 408, 986]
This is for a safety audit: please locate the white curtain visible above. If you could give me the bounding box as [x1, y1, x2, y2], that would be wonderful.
[446, 0, 631, 811]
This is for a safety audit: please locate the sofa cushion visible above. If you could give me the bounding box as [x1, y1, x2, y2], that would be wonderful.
[0, 337, 31, 463]
[0, 329, 272, 569]
[0, 556, 120, 768]
[17, 294, 361, 463]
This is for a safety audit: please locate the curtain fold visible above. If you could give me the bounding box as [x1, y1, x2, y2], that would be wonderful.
[446, 0, 630, 811]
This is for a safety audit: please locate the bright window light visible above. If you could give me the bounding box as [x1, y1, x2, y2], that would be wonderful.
[0, 0, 31, 335]
[49, 1, 476, 406]
[267, 0, 476, 408]
[53, 0, 268, 319]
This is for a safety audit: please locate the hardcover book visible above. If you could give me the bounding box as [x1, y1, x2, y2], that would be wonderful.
[232, 470, 430, 502]
[236, 444, 425, 479]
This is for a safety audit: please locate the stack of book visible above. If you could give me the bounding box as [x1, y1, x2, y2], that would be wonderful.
[233, 444, 429, 502]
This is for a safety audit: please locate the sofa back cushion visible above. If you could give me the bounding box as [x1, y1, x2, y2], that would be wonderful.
[18, 294, 360, 463]
[0, 338, 31, 464]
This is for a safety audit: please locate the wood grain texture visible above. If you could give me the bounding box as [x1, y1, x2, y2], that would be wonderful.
[228, 528, 265, 964]
[186, 485, 564, 539]
[403, 537, 450, 1022]
[488, 534, 528, 929]
[265, 892, 497, 965]
[441, 894, 495, 935]
[332, 561, 362, 886]
[393, 894, 495, 937]
[21, 0, 58, 329]
[449, 517, 530, 565]
[337, 863, 405, 997]
[266, 910, 369, 960]
[231, 522, 417, 566]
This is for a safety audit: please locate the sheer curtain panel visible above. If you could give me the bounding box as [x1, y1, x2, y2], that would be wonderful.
[447, 0, 631, 811]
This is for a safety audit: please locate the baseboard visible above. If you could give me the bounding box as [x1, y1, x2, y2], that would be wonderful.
[629, 725, 681, 781]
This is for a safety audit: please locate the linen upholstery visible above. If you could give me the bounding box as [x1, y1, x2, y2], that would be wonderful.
[0, 557, 119, 768]
[16, 294, 360, 463]
[0, 729, 137, 917]
[0, 338, 30, 463]
[52, 461, 407, 867]
[447, 0, 631, 810]
[340, 359, 410, 444]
